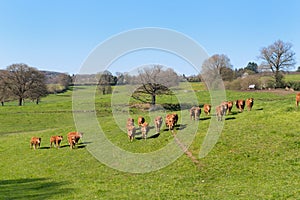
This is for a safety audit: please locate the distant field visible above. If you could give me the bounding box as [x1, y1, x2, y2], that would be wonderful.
[1, 84, 299, 199]
[284, 73, 300, 82]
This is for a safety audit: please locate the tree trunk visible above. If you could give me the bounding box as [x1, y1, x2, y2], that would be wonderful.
[151, 94, 156, 106]
[1, 101, 4, 106]
[18, 98, 23, 106]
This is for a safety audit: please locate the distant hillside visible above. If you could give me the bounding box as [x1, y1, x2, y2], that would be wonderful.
[41, 70, 70, 84]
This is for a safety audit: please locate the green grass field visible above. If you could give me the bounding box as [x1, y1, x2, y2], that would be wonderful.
[1, 83, 300, 199]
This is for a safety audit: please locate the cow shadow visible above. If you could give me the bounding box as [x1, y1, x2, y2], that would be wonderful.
[200, 117, 211, 121]
[256, 108, 263, 111]
[176, 124, 187, 130]
[228, 111, 238, 115]
[0, 178, 73, 200]
[39, 146, 50, 150]
[225, 117, 236, 121]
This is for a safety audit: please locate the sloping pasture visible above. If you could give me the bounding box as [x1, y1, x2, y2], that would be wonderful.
[0, 84, 299, 199]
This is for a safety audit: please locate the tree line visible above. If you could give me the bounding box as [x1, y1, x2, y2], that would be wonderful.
[0, 63, 72, 106]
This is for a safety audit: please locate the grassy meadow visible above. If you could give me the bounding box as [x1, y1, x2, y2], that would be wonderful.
[0, 81, 300, 199]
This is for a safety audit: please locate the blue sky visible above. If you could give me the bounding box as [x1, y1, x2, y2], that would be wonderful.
[0, 0, 299, 75]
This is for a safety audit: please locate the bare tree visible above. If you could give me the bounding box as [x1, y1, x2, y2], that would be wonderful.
[133, 65, 179, 106]
[201, 54, 232, 89]
[97, 70, 115, 95]
[259, 40, 296, 86]
[3, 63, 47, 106]
[0, 71, 11, 106]
[57, 73, 72, 90]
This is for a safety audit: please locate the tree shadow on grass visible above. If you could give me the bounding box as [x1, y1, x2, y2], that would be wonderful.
[0, 178, 73, 200]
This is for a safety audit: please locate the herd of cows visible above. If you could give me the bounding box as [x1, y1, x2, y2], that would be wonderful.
[30, 93, 300, 147]
[29, 132, 83, 150]
[125, 98, 254, 142]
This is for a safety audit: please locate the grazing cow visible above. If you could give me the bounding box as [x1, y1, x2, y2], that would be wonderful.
[154, 116, 163, 133]
[190, 106, 201, 120]
[140, 122, 149, 140]
[216, 104, 226, 121]
[50, 135, 63, 148]
[246, 98, 254, 111]
[235, 99, 245, 112]
[137, 116, 145, 127]
[67, 132, 83, 149]
[203, 104, 211, 116]
[165, 113, 177, 132]
[296, 93, 300, 107]
[30, 137, 41, 149]
[127, 125, 136, 142]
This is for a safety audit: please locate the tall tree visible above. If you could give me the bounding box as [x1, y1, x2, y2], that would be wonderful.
[0, 71, 11, 106]
[133, 65, 179, 106]
[245, 62, 258, 73]
[3, 63, 47, 106]
[97, 70, 115, 95]
[201, 54, 233, 84]
[259, 40, 296, 86]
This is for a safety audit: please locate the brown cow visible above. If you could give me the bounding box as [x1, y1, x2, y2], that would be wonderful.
[30, 137, 41, 149]
[296, 93, 300, 107]
[137, 116, 145, 127]
[235, 99, 245, 112]
[154, 116, 163, 133]
[203, 104, 211, 115]
[50, 135, 63, 148]
[246, 98, 254, 111]
[173, 113, 178, 126]
[165, 113, 177, 132]
[222, 101, 233, 114]
[190, 106, 201, 120]
[67, 132, 83, 149]
[140, 122, 149, 140]
[127, 125, 136, 142]
[216, 104, 226, 121]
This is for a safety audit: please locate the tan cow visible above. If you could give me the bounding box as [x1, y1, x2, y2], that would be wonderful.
[127, 118, 134, 126]
[127, 125, 136, 142]
[190, 106, 201, 120]
[137, 116, 145, 127]
[296, 93, 300, 107]
[216, 104, 226, 121]
[154, 116, 163, 133]
[246, 98, 254, 111]
[140, 122, 149, 140]
[30, 137, 41, 149]
[67, 132, 83, 149]
[221, 102, 228, 115]
[50, 135, 63, 148]
[235, 99, 245, 112]
[203, 104, 211, 116]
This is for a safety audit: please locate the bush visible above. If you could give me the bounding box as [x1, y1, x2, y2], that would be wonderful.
[285, 81, 300, 91]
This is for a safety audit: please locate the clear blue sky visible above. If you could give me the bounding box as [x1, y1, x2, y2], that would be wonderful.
[0, 0, 299, 75]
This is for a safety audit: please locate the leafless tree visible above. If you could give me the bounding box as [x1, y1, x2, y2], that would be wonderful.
[3, 63, 47, 106]
[0, 71, 11, 106]
[97, 70, 115, 95]
[259, 40, 296, 86]
[133, 65, 179, 106]
[201, 54, 232, 89]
